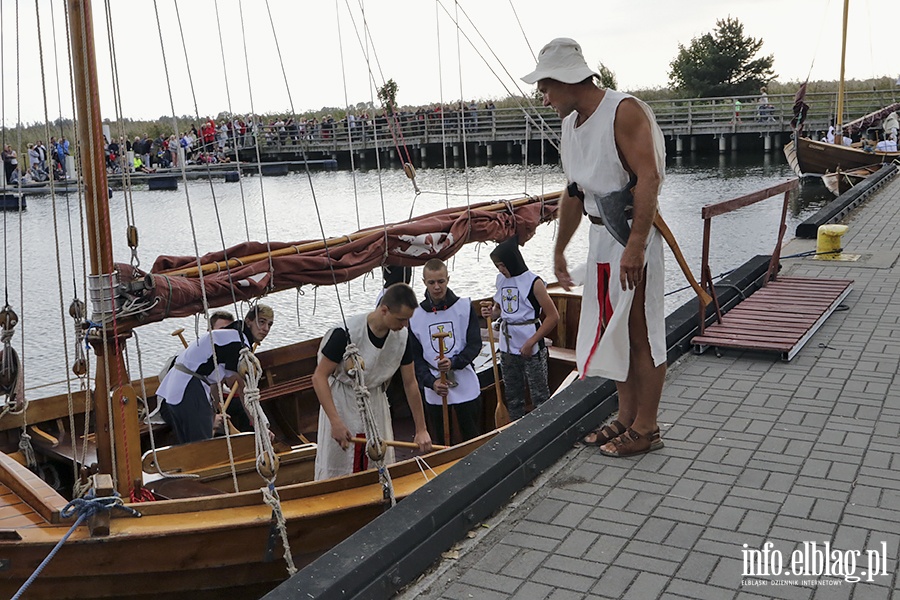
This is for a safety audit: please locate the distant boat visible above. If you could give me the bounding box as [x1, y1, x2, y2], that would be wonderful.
[786, 136, 900, 177]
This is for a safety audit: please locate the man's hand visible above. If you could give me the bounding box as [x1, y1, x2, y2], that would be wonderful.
[436, 356, 451, 372]
[414, 430, 433, 453]
[433, 380, 450, 397]
[554, 250, 573, 291]
[213, 413, 226, 435]
[329, 418, 352, 450]
[520, 340, 535, 357]
[619, 244, 645, 291]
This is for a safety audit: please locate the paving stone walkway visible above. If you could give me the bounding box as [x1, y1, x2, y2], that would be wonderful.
[403, 174, 900, 600]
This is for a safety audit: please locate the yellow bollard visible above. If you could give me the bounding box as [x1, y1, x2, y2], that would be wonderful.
[815, 224, 848, 260]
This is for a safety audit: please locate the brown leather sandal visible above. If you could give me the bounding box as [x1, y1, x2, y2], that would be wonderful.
[599, 427, 661, 457]
[582, 419, 626, 447]
[649, 427, 664, 451]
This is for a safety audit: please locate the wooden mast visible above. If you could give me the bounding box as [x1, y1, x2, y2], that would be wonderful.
[68, 0, 142, 496]
[835, 0, 849, 145]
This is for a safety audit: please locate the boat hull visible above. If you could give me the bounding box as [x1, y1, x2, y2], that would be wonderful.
[786, 136, 900, 177]
[0, 433, 490, 599]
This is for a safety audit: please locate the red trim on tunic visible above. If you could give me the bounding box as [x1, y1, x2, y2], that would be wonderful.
[581, 263, 613, 378]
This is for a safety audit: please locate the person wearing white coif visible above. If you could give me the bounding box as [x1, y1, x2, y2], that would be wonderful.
[522, 38, 666, 458]
[481, 236, 559, 420]
[157, 304, 274, 444]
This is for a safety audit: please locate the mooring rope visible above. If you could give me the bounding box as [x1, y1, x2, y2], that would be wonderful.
[11, 490, 142, 600]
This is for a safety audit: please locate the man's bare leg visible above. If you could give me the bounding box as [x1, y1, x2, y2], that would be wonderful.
[602, 276, 664, 452]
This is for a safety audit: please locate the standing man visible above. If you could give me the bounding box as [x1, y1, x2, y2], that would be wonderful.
[313, 283, 431, 480]
[409, 259, 483, 446]
[522, 38, 666, 457]
[157, 304, 274, 444]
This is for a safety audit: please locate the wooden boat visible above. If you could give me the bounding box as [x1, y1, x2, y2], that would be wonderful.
[821, 163, 884, 196]
[0, 2, 578, 598]
[786, 135, 900, 177]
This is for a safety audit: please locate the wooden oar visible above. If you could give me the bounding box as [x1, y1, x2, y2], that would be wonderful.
[171, 328, 188, 348]
[350, 437, 448, 451]
[485, 315, 511, 427]
[431, 331, 452, 445]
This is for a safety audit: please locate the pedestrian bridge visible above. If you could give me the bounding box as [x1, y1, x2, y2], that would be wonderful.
[238, 88, 896, 164]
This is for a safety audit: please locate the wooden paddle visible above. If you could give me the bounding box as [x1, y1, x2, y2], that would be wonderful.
[485, 314, 511, 427]
[431, 331, 452, 445]
[350, 437, 449, 451]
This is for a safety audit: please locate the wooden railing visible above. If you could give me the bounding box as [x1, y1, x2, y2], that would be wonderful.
[178, 88, 899, 158]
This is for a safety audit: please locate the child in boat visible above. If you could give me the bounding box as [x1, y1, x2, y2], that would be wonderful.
[480, 236, 559, 420]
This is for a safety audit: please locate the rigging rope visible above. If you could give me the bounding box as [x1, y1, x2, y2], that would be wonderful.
[343, 0, 392, 265]
[150, 0, 240, 492]
[436, 0, 560, 151]
[335, 0, 363, 231]
[343, 343, 397, 507]
[36, 0, 94, 494]
[236, 0, 276, 290]
[61, 0, 93, 497]
[175, 0, 243, 317]
[213, 0, 252, 242]
[453, 1, 473, 245]
[239, 347, 297, 575]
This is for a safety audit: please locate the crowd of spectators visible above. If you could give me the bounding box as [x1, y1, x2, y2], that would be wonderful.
[2, 100, 503, 183]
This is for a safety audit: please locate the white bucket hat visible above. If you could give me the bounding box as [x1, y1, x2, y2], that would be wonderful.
[521, 38, 599, 84]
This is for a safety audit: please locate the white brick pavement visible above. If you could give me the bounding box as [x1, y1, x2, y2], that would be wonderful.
[403, 174, 900, 600]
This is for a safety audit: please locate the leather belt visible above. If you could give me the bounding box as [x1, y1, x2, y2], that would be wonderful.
[588, 214, 604, 225]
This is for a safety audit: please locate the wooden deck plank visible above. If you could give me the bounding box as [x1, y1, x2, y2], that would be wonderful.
[692, 277, 852, 360]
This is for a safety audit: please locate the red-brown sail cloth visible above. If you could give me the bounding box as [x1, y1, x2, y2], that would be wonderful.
[118, 197, 558, 324]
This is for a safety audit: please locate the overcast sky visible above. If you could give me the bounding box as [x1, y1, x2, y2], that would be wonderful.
[1, 0, 897, 125]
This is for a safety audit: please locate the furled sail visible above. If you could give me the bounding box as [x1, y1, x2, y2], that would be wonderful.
[117, 195, 559, 324]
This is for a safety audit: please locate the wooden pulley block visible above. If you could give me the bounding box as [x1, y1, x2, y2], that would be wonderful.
[72, 358, 88, 377]
[126, 225, 139, 249]
[403, 162, 416, 180]
[258, 452, 280, 479]
[0, 306, 18, 329]
[344, 356, 365, 375]
[69, 298, 86, 320]
[366, 439, 387, 462]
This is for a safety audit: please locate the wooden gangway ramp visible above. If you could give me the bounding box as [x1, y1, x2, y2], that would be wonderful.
[692, 277, 853, 360]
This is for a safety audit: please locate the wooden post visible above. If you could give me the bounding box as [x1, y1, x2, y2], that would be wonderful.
[88, 473, 113, 537]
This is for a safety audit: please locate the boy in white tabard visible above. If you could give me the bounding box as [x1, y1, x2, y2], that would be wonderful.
[312, 283, 431, 480]
[522, 38, 666, 457]
[409, 259, 483, 446]
[480, 236, 559, 420]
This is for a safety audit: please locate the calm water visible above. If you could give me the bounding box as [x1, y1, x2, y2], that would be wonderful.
[2, 153, 830, 392]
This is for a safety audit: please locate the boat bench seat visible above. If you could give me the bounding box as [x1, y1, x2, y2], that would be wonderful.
[259, 374, 314, 402]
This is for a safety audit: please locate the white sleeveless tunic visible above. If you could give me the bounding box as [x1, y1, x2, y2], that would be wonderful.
[314, 314, 401, 480]
[493, 271, 540, 355]
[560, 89, 667, 381]
[409, 300, 481, 406]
